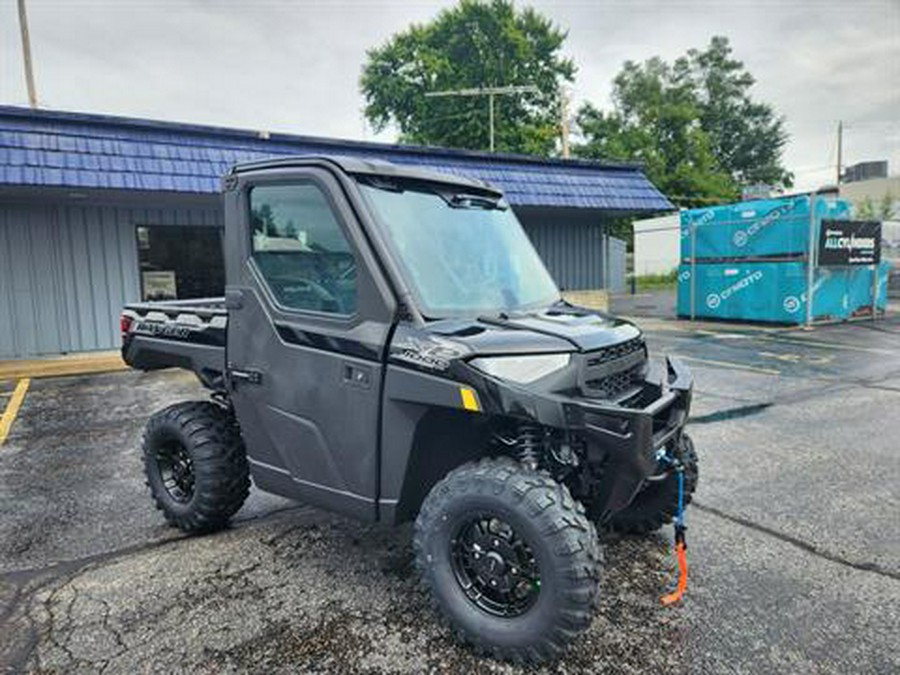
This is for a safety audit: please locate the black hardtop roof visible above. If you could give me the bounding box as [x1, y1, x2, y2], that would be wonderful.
[230, 155, 501, 196]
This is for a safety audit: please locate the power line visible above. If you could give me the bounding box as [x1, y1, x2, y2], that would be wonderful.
[422, 108, 489, 125]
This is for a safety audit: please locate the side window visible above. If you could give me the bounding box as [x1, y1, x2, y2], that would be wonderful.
[249, 183, 357, 315]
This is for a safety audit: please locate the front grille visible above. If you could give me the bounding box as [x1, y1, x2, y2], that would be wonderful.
[585, 337, 645, 366]
[580, 338, 646, 400]
[584, 363, 645, 398]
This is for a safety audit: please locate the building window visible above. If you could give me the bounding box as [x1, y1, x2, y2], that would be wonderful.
[249, 183, 357, 315]
[136, 225, 224, 301]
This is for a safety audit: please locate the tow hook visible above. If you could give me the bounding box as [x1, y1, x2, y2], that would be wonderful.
[661, 461, 688, 606]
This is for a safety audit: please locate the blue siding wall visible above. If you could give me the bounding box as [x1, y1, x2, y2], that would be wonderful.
[518, 208, 608, 291]
[1, 199, 613, 358]
[522, 220, 606, 291]
[0, 200, 221, 358]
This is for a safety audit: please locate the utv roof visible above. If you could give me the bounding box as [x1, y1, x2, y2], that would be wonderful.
[231, 155, 502, 196]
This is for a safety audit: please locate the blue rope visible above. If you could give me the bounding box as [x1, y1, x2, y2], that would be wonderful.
[675, 468, 685, 528]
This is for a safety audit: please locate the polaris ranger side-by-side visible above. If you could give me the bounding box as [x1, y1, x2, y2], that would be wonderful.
[121, 156, 698, 663]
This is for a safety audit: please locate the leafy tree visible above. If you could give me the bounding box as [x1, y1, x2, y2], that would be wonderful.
[360, 0, 575, 155]
[575, 58, 737, 207]
[856, 192, 896, 220]
[674, 36, 791, 187]
[856, 197, 875, 219]
[574, 36, 791, 205]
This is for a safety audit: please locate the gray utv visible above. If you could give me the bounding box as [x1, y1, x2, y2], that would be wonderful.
[121, 156, 697, 664]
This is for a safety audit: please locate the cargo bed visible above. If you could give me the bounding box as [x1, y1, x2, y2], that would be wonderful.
[121, 297, 228, 389]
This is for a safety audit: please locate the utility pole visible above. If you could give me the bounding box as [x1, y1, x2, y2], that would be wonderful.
[489, 93, 495, 152]
[836, 120, 843, 185]
[424, 85, 539, 152]
[17, 0, 38, 109]
[560, 88, 570, 159]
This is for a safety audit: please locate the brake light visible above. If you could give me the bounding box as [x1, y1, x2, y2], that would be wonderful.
[120, 315, 133, 342]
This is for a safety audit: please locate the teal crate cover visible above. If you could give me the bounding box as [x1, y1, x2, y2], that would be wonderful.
[677, 261, 891, 323]
[680, 196, 852, 261]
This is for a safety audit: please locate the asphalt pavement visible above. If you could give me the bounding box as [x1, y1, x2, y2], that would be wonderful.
[1, 315, 898, 674]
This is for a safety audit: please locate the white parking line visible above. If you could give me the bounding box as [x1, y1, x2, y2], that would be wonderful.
[676, 355, 781, 376]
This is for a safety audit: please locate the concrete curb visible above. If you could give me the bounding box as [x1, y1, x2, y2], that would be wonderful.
[0, 351, 127, 381]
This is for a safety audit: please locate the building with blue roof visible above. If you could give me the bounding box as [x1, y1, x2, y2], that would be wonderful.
[0, 106, 671, 358]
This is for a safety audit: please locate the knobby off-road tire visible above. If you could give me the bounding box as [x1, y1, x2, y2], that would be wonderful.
[142, 401, 250, 533]
[414, 457, 601, 664]
[607, 434, 699, 535]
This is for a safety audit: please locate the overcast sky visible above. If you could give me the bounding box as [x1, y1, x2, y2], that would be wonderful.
[2, 0, 898, 191]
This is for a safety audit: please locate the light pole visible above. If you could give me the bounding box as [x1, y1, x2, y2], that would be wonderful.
[424, 85, 539, 152]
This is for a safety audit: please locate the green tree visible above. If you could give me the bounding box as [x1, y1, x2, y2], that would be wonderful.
[574, 36, 792, 205]
[674, 36, 792, 187]
[360, 0, 575, 155]
[856, 192, 896, 220]
[881, 191, 897, 219]
[575, 58, 737, 206]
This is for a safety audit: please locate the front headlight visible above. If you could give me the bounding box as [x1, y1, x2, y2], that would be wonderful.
[469, 353, 571, 384]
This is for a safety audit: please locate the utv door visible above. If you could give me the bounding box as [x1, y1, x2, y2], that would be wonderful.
[224, 167, 396, 520]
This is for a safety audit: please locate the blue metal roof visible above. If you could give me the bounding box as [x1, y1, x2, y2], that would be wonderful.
[0, 106, 672, 212]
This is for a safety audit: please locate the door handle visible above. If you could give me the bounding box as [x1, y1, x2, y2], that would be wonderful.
[228, 366, 263, 387]
[342, 363, 372, 389]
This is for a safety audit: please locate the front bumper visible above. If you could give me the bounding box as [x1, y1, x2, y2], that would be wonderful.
[479, 356, 693, 517]
[571, 356, 693, 516]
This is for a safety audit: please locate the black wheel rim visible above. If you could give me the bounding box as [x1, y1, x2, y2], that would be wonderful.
[450, 514, 541, 617]
[155, 440, 195, 504]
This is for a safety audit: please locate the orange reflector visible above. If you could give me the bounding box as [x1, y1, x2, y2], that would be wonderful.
[459, 387, 480, 412]
[661, 541, 688, 606]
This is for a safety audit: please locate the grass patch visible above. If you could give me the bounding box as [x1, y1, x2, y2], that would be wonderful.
[634, 270, 678, 291]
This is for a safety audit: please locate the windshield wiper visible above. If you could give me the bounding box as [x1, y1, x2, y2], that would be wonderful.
[444, 193, 507, 211]
[361, 176, 404, 193]
[359, 178, 505, 210]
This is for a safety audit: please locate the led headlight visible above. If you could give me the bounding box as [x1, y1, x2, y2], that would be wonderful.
[469, 353, 571, 384]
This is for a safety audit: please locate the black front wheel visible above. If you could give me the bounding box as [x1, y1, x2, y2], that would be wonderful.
[607, 434, 699, 535]
[414, 458, 601, 664]
[142, 401, 250, 533]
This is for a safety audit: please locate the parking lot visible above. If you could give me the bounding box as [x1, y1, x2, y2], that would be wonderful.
[1, 315, 898, 674]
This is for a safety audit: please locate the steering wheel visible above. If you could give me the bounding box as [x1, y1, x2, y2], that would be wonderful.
[272, 276, 340, 312]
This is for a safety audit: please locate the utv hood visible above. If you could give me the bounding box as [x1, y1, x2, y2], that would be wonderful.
[427, 306, 642, 357]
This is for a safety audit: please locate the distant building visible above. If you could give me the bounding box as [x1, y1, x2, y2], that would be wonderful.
[842, 160, 888, 184]
[631, 213, 680, 276]
[741, 184, 777, 201]
[0, 106, 670, 359]
[838, 163, 899, 297]
[839, 167, 899, 220]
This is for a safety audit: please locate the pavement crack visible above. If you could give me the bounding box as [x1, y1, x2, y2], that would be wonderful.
[45, 581, 79, 666]
[693, 501, 900, 581]
[0, 502, 310, 588]
[690, 402, 773, 424]
[88, 591, 129, 656]
[0, 503, 310, 670]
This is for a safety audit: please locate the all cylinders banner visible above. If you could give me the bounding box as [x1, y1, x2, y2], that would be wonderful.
[819, 220, 882, 266]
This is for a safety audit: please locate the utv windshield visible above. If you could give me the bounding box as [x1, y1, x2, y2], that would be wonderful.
[358, 179, 559, 318]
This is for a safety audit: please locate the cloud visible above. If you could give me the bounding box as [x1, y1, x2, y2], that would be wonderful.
[1, 0, 897, 191]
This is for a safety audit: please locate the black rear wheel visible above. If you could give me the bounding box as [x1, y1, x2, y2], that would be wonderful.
[414, 457, 601, 664]
[154, 438, 195, 504]
[143, 401, 250, 533]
